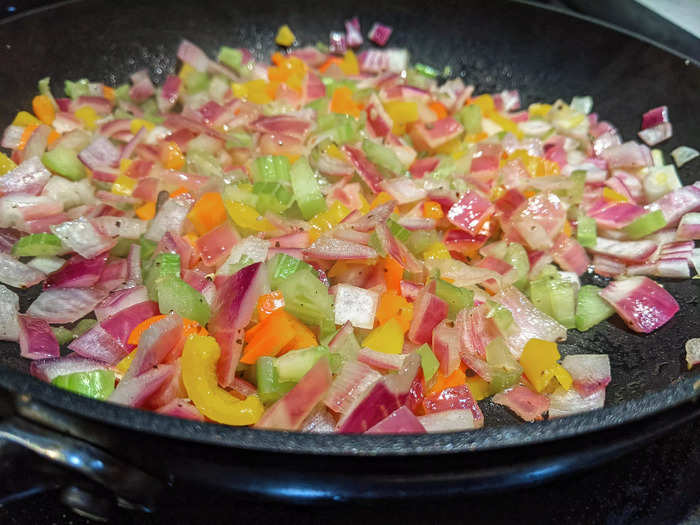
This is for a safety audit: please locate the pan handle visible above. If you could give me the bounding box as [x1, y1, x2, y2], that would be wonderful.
[0, 415, 163, 511]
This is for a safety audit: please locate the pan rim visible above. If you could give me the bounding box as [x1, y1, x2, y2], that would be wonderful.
[0, 0, 698, 456]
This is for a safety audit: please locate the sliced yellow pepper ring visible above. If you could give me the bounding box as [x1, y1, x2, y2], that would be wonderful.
[182, 335, 264, 425]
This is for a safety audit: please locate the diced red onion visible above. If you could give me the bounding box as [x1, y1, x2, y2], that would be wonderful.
[380, 178, 427, 204]
[129, 70, 155, 103]
[411, 117, 463, 150]
[638, 123, 672, 146]
[157, 75, 181, 113]
[344, 16, 363, 48]
[78, 136, 121, 170]
[561, 354, 611, 397]
[123, 313, 183, 381]
[249, 115, 312, 140]
[551, 233, 590, 275]
[109, 364, 175, 407]
[645, 183, 700, 227]
[641, 106, 669, 130]
[177, 40, 209, 72]
[493, 385, 549, 422]
[68, 324, 128, 364]
[588, 237, 657, 263]
[511, 192, 567, 251]
[548, 387, 605, 418]
[374, 222, 423, 273]
[368, 22, 393, 46]
[686, 338, 700, 370]
[119, 126, 147, 161]
[329, 32, 347, 55]
[417, 409, 477, 432]
[94, 286, 148, 322]
[305, 236, 377, 261]
[408, 288, 448, 345]
[599, 276, 679, 333]
[45, 254, 107, 289]
[324, 360, 381, 414]
[599, 141, 652, 169]
[593, 129, 622, 156]
[17, 314, 59, 360]
[30, 353, 109, 383]
[2, 125, 24, 149]
[50, 218, 116, 259]
[589, 201, 645, 229]
[210, 262, 266, 335]
[0, 284, 19, 341]
[676, 213, 700, 241]
[357, 346, 408, 371]
[0, 157, 51, 196]
[0, 252, 46, 288]
[28, 287, 106, 324]
[72, 96, 112, 115]
[671, 146, 699, 168]
[331, 283, 379, 330]
[342, 145, 384, 193]
[431, 320, 461, 376]
[100, 300, 159, 348]
[366, 405, 426, 434]
[196, 223, 239, 267]
[144, 193, 195, 242]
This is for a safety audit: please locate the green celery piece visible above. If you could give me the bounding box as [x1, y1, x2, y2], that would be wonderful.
[563, 171, 587, 205]
[253, 155, 291, 183]
[327, 327, 360, 363]
[12, 233, 64, 257]
[256, 356, 295, 405]
[414, 63, 439, 79]
[433, 278, 474, 319]
[186, 150, 222, 178]
[110, 238, 136, 258]
[252, 182, 294, 214]
[42, 147, 86, 181]
[416, 343, 440, 381]
[404, 69, 433, 89]
[38, 77, 53, 97]
[305, 96, 330, 115]
[114, 84, 130, 101]
[52, 370, 115, 400]
[268, 253, 311, 289]
[319, 318, 339, 346]
[156, 277, 210, 326]
[528, 278, 553, 318]
[184, 71, 209, 94]
[275, 346, 330, 383]
[278, 269, 334, 327]
[431, 156, 457, 180]
[575, 285, 615, 332]
[368, 231, 387, 257]
[570, 96, 593, 115]
[316, 114, 360, 144]
[362, 138, 403, 175]
[504, 242, 530, 290]
[141, 99, 163, 124]
[73, 319, 97, 337]
[316, 42, 330, 53]
[548, 279, 577, 329]
[485, 337, 522, 395]
[218, 46, 243, 72]
[623, 210, 667, 240]
[577, 216, 597, 248]
[486, 301, 514, 334]
[223, 183, 258, 208]
[289, 158, 327, 220]
[139, 236, 158, 262]
[227, 255, 255, 275]
[52, 326, 74, 346]
[144, 252, 181, 301]
[457, 104, 482, 134]
[64, 79, 90, 99]
[405, 230, 440, 257]
[226, 130, 253, 149]
[387, 218, 410, 243]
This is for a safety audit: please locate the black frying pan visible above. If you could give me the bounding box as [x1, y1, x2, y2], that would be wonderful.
[0, 0, 698, 503]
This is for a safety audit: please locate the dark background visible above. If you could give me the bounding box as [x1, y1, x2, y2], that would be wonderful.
[0, 1, 698, 523]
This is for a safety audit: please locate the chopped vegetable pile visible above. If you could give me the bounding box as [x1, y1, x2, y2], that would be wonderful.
[1, 19, 698, 434]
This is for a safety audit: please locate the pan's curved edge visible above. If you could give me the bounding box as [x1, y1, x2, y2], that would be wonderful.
[0, 368, 697, 456]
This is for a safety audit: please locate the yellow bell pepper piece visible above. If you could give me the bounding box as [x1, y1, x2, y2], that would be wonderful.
[115, 349, 137, 375]
[74, 106, 99, 130]
[119, 158, 132, 174]
[308, 201, 350, 241]
[362, 318, 404, 354]
[178, 63, 195, 81]
[111, 174, 137, 196]
[275, 25, 296, 47]
[528, 103, 552, 118]
[0, 152, 17, 176]
[603, 187, 628, 202]
[130, 118, 155, 134]
[487, 111, 523, 139]
[369, 191, 394, 210]
[519, 338, 563, 392]
[325, 143, 348, 161]
[182, 335, 264, 425]
[383, 101, 418, 126]
[340, 50, 360, 76]
[470, 94, 495, 114]
[553, 364, 573, 391]
[224, 200, 274, 232]
[231, 82, 248, 99]
[423, 242, 451, 261]
[12, 111, 41, 127]
[243, 79, 272, 104]
[465, 375, 490, 401]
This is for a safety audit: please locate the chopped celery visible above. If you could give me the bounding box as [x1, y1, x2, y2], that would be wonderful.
[278, 269, 334, 326]
[38, 77, 53, 98]
[52, 370, 115, 400]
[305, 97, 330, 115]
[253, 155, 291, 183]
[319, 318, 339, 345]
[218, 46, 243, 72]
[362, 138, 402, 175]
[528, 277, 554, 317]
[114, 84, 130, 101]
[504, 242, 530, 290]
[110, 238, 136, 258]
[548, 279, 577, 329]
[157, 277, 210, 326]
[485, 337, 522, 395]
[64, 79, 90, 99]
[316, 114, 361, 144]
[139, 236, 158, 262]
[431, 156, 457, 180]
[73, 319, 98, 337]
[457, 104, 482, 134]
[184, 71, 210, 94]
[268, 253, 312, 289]
[387, 218, 410, 243]
[289, 158, 327, 220]
[623, 210, 666, 240]
[486, 301, 514, 334]
[144, 253, 181, 301]
[186, 150, 222, 178]
[275, 345, 332, 383]
[52, 326, 74, 346]
[328, 327, 360, 363]
[368, 231, 387, 257]
[12, 233, 65, 257]
[226, 130, 253, 149]
[414, 63, 440, 79]
[141, 99, 164, 124]
[416, 343, 440, 381]
[405, 230, 440, 256]
[575, 285, 615, 332]
[565, 170, 586, 204]
[404, 69, 433, 89]
[252, 182, 294, 214]
[570, 96, 593, 115]
[433, 278, 474, 319]
[42, 147, 86, 181]
[227, 255, 255, 275]
[256, 356, 295, 405]
[223, 183, 258, 208]
[577, 216, 597, 248]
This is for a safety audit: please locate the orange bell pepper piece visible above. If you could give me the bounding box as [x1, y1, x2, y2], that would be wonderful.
[103, 85, 116, 102]
[256, 291, 285, 321]
[187, 192, 228, 235]
[383, 256, 404, 294]
[279, 316, 318, 355]
[375, 291, 414, 332]
[423, 200, 444, 220]
[241, 310, 296, 364]
[160, 141, 185, 170]
[427, 367, 467, 396]
[127, 315, 207, 346]
[428, 101, 448, 120]
[135, 201, 156, 220]
[330, 86, 360, 117]
[17, 124, 39, 151]
[32, 95, 55, 125]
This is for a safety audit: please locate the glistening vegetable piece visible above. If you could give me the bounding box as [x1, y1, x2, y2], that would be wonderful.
[1, 24, 696, 433]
